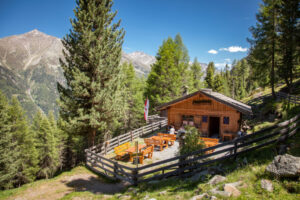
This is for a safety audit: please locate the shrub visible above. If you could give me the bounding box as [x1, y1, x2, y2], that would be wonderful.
[179, 126, 205, 155]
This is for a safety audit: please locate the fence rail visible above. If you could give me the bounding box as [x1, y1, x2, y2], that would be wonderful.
[86, 114, 300, 185]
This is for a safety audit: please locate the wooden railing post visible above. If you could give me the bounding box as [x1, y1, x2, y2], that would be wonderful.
[131, 131, 133, 142]
[132, 168, 138, 186]
[117, 136, 120, 146]
[234, 139, 238, 160]
[114, 162, 118, 179]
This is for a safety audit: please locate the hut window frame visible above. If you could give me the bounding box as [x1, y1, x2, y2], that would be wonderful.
[202, 116, 208, 123]
[193, 100, 212, 105]
[223, 117, 230, 125]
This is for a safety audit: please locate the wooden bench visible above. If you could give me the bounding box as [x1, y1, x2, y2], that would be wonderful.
[114, 142, 130, 160]
[144, 138, 168, 151]
[157, 133, 176, 145]
[199, 137, 219, 154]
[136, 145, 154, 164]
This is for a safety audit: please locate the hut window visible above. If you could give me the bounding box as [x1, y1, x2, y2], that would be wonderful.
[193, 100, 212, 105]
[202, 116, 208, 123]
[223, 117, 230, 124]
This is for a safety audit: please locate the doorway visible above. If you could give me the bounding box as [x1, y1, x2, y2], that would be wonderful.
[209, 117, 220, 137]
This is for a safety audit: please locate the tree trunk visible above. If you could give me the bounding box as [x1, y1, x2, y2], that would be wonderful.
[88, 128, 96, 147]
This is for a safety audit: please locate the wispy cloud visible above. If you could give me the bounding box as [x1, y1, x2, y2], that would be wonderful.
[224, 58, 231, 63]
[215, 62, 232, 68]
[208, 49, 218, 54]
[123, 46, 131, 50]
[219, 46, 247, 53]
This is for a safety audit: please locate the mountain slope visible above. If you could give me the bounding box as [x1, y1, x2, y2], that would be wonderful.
[0, 30, 156, 118]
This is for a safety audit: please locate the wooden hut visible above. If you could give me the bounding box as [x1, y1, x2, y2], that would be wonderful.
[156, 89, 252, 140]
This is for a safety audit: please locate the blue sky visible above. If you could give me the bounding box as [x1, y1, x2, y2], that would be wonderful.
[0, 0, 261, 68]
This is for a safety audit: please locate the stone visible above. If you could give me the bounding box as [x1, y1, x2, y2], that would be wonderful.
[278, 144, 288, 155]
[224, 184, 241, 197]
[210, 188, 230, 197]
[266, 154, 300, 178]
[190, 193, 209, 200]
[210, 196, 217, 200]
[159, 190, 167, 195]
[261, 179, 273, 192]
[119, 195, 131, 200]
[127, 187, 138, 194]
[149, 198, 157, 200]
[143, 194, 150, 200]
[208, 175, 227, 185]
[227, 181, 243, 188]
[189, 170, 209, 182]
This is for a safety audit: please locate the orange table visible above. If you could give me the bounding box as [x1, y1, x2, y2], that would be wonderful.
[126, 144, 146, 162]
[151, 136, 172, 146]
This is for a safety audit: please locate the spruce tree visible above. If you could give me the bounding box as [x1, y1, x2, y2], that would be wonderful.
[145, 37, 182, 110]
[189, 58, 204, 92]
[214, 74, 224, 93]
[8, 97, 39, 185]
[0, 92, 18, 189]
[205, 62, 215, 89]
[58, 0, 125, 147]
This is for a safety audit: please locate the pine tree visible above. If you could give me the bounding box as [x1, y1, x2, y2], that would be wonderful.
[0, 92, 18, 189]
[214, 74, 224, 93]
[145, 37, 182, 110]
[205, 62, 215, 89]
[278, 0, 299, 93]
[57, 0, 125, 147]
[248, 0, 281, 98]
[8, 97, 39, 186]
[120, 62, 145, 132]
[189, 58, 204, 92]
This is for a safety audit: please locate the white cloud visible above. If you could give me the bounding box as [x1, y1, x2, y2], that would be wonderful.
[215, 62, 232, 68]
[208, 49, 218, 54]
[219, 46, 247, 53]
[224, 58, 231, 63]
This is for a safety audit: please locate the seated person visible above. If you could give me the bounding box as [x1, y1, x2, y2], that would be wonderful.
[169, 125, 175, 134]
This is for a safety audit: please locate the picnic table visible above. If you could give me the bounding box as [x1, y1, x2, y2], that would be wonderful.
[126, 144, 146, 162]
[151, 136, 172, 146]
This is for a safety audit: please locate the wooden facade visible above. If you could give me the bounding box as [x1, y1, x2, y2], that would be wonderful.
[157, 90, 252, 139]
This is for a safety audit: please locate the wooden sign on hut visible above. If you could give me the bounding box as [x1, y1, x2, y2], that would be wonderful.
[156, 89, 252, 141]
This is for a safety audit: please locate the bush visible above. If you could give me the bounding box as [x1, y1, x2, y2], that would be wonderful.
[179, 126, 205, 155]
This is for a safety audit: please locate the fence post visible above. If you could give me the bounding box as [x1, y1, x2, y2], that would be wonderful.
[159, 121, 162, 129]
[131, 131, 133, 142]
[117, 136, 120, 146]
[132, 168, 138, 186]
[234, 139, 238, 160]
[105, 141, 109, 155]
[114, 162, 118, 179]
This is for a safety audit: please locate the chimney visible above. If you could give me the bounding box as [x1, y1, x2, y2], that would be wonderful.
[202, 88, 212, 94]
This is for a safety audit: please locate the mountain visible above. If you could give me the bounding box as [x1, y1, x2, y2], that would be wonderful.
[0, 30, 155, 118]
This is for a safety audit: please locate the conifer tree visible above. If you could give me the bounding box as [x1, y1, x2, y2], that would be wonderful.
[214, 74, 224, 93]
[8, 97, 39, 185]
[145, 37, 182, 110]
[0, 92, 18, 189]
[189, 58, 204, 92]
[58, 0, 125, 147]
[121, 62, 145, 132]
[205, 62, 215, 89]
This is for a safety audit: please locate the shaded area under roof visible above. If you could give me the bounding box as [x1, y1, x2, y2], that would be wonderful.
[156, 89, 252, 115]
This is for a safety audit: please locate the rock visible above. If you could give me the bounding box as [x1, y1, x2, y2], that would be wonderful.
[119, 195, 131, 200]
[227, 181, 243, 188]
[208, 175, 227, 185]
[143, 194, 150, 200]
[210, 188, 230, 197]
[149, 198, 157, 200]
[210, 196, 217, 200]
[266, 154, 300, 178]
[208, 166, 224, 175]
[127, 187, 138, 194]
[190, 170, 209, 182]
[159, 190, 167, 195]
[190, 193, 209, 200]
[278, 144, 288, 155]
[261, 179, 273, 192]
[223, 184, 241, 197]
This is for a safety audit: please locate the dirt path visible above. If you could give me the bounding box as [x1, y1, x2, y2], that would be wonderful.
[9, 169, 126, 200]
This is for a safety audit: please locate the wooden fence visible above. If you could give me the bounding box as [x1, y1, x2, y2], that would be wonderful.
[88, 118, 168, 155]
[85, 114, 300, 185]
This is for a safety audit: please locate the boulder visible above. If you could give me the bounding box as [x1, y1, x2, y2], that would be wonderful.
[210, 196, 217, 200]
[208, 175, 227, 185]
[266, 154, 300, 178]
[261, 179, 273, 192]
[190, 193, 209, 200]
[224, 184, 241, 197]
[210, 188, 230, 197]
[159, 190, 167, 195]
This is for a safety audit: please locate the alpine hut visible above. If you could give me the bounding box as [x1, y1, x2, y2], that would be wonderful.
[156, 89, 252, 140]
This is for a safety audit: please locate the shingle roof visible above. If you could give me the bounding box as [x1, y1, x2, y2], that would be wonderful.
[156, 89, 252, 115]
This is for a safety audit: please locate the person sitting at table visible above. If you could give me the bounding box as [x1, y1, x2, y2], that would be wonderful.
[169, 125, 175, 134]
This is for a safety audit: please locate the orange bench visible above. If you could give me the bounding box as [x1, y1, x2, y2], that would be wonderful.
[137, 145, 154, 164]
[199, 137, 219, 154]
[157, 133, 176, 145]
[114, 142, 130, 160]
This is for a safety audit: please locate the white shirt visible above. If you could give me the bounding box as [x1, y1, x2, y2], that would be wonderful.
[170, 127, 175, 134]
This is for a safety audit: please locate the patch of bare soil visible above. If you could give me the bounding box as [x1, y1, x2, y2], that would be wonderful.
[10, 173, 126, 200]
